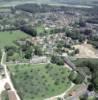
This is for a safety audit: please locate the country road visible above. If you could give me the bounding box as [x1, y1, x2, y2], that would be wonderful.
[45, 83, 75, 100]
[1, 50, 21, 100]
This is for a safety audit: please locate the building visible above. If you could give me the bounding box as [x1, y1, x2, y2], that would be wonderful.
[8, 90, 17, 100]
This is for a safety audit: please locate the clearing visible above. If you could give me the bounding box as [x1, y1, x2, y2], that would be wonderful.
[73, 43, 98, 58]
[8, 64, 71, 100]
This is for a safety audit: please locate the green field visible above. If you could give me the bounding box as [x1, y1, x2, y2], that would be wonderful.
[0, 30, 30, 48]
[8, 64, 71, 100]
[35, 25, 51, 36]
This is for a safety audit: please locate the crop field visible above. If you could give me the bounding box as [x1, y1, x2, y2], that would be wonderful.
[8, 64, 71, 100]
[0, 30, 30, 48]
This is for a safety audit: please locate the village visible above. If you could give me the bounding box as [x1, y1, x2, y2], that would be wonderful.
[0, 2, 98, 100]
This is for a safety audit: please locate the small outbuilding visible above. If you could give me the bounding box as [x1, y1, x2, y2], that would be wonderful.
[4, 82, 11, 91]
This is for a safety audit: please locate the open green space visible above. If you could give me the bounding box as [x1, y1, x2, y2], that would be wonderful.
[35, 25, 45, 34]
[0, 30, 30, 48]
[8, 64, 71, 100]
[35, 25, 51, 36]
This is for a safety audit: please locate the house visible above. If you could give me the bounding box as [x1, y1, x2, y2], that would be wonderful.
[30, 56, 49, 64]
[4, 83, 11, 91]
[8, 90, 17, 100]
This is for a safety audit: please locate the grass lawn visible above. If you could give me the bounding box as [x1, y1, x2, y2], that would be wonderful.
[36, 25, 45, 34]
[8, 64, 71, 100]
[35, 25, 51, 36]
[0, 30, 30, 48]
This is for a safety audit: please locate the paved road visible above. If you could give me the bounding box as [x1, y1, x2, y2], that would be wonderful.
[1, 50, 21, 100]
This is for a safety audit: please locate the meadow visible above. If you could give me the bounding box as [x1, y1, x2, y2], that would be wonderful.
[8, 64, 71, 100]
[0, 30, 30, 48]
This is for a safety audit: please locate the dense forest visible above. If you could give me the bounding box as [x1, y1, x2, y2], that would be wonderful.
[15, 3, 63, 13]
[15, 3, 98, 15]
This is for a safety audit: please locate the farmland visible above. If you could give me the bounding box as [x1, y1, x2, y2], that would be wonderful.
[0, 30, 30, 48]
[8, 64, 71, 100]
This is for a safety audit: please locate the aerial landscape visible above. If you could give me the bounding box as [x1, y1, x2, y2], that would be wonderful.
[0, 0, 98, 100]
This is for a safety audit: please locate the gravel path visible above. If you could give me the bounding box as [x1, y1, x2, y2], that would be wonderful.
[0, 50, 21, 100]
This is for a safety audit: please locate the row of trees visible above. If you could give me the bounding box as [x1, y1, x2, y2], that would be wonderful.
[20, 26, 37, 37]
[15, 3, 66, 13]
[69, 71, 84, 84]
[20, 25, 68, 37]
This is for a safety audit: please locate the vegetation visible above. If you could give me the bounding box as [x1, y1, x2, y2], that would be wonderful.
[73, 58, 98, 92]
[69, 71, 84, 84]
[1, 91, 9, 100]
[0, 1, 98, 99]
[79, 94, 96, 100]
[20, 26, 37, 37]
[15, 3, 62, 13]
[88, 35, 98, 49]
[34, 45, 43, 56]
[51, 55, 64, 65]
[0, 49, 2, 61]
[0, 30, 30, 48]
[8, 64, 71, 100]
[65, 29, 85, 42]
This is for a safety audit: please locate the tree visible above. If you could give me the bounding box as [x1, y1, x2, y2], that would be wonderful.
[69, 71, 77, 82]
[57, 40, 65, 49]
[93, 77, 98, 91]
[5, 46, 17, 57]
[20, 25, 37, 37]
[84, 29, 92, 35]
[66, 29, 85, 42]
[74, 49, 79, 54]
[78, 19, 86, 27]
[24, 48, 32, 59]
[51, 55, 64, 65]
[57, 97, 62, 100]
[69, 71, 84, 84]
[73, 73, 84, 84]
[34, 46, 43, 56]
[87, 84, 94, 91]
